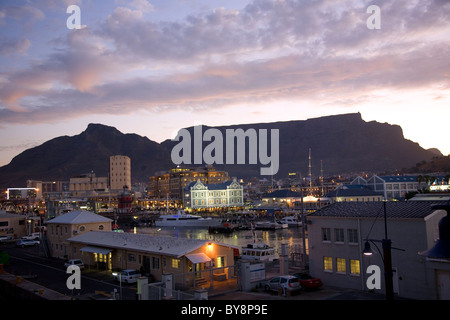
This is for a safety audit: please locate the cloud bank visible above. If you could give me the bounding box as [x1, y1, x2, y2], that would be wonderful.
[0, 0, 449, 124]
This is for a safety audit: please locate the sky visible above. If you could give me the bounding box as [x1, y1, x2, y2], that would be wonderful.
[0, 0, 449, 167]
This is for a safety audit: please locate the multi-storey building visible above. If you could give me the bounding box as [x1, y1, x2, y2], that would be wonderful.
[109, 155, 131, 191]
[307, 201, 450, 300]
[69, 172, 109, 197]
[149, 165, 229, 201]
[183, 178, 244, 210]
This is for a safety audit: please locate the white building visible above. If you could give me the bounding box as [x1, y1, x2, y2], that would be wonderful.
[306, 201, 450, 300]
[110, 155, 131, 191]
[184, 178, 244, 209]
[351, 175, 419, 200]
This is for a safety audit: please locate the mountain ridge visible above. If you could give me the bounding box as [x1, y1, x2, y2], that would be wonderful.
[0, 113, 439, 188]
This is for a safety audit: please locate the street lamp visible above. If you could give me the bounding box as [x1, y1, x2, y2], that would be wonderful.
[363, 201, 404, 300]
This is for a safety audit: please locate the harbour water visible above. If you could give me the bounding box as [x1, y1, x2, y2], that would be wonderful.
[133, 225, 307, 259]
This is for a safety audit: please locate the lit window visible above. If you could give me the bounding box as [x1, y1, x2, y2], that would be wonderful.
[172, 259, 180, 269]
[323, 256, 333, 272]
[350, 260, 360, 275]
[336, 258, 346, 273]
[217, 256, 225, 268]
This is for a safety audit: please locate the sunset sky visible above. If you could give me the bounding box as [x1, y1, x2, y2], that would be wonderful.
[0, 0, 449, 167]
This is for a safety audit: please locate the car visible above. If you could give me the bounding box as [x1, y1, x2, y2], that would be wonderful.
[64, 259, 85, 269]
[16, 239, 40, 247]
[264, 275, 301, 296]
[293, 273, 323, 289]
[0, 236, 13, 243]
[21, 233, 40, 241]
[112, 269, 141, 284]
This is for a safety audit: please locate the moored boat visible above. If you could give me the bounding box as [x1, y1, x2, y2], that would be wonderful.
[155, 210, 221, 228]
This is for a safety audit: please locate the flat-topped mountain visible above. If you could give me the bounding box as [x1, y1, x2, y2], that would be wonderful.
[0, 113, 438, 188]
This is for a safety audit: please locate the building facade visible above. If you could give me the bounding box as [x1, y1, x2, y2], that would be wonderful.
[69, 172, 109, 197]
[184, 178, 244, 210]
[45, 210, 112, 259]
[307, 201, 448, 300]
[149, 165, 230, 201]
[67, 230, 238, 285]
[110, 155, 131, 191]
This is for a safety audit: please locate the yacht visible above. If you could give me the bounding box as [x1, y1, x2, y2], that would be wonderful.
[254, 220, 288, 230]
[155, 210, 221, 228]
[280, 215, 302, 227]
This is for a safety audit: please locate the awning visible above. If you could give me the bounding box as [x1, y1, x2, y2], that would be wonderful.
[186, 253, 211, 264]
[80, 246, 112, 255]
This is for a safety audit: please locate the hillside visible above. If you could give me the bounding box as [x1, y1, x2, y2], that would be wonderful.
[0, 113, 439, 188]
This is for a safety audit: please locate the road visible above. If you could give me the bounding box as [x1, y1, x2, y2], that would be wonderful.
[0, 242, 138, 300]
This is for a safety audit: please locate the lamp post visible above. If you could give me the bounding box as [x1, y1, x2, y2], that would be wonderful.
[363, 201, 404, 300]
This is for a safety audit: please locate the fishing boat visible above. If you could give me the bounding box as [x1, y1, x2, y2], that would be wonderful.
[241, 225, 277, 261]
[155, 210, 221, 228]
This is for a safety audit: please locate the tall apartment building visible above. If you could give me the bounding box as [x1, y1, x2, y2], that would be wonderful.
[109, 155, 131, 191]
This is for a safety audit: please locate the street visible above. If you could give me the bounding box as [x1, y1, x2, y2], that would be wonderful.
[1, 242, 138, 300]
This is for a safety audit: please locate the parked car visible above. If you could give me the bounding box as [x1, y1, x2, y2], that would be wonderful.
[112, 269, 141, 284]
[293, 273, 323, 289]
[0, 236, 13, 243]
[64, 259, 85, 269]
[16, 239, 40, 247]
[264, 275, 301, 296]
[21, 233, 40, 241]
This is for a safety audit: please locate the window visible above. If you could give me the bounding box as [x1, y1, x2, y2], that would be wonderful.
[152, 257, 160, 269]
[99, 225, 104, 230]
[350, 260, 360, 276]
[172, 259, 180, 269]
[217, 256, 225, 268]
[321, 228, 331, 242]
[334, 228, 344, 243]
[348, 229, 358, 244]
[336, 258, 346, 273]
[128, 253, 136, 262]
[323, 257, 333, 272]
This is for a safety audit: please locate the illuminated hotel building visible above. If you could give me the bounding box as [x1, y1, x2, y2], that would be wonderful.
[183, 178, 244, 210]
[148, 165, 230, 201]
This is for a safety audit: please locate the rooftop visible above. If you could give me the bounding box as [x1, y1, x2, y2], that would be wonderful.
[68, 231, 236, 257]
[325, 185, 382, 198]
[46, 210, 113, 224]
[262, 189, 303, 198]
[308, 201, 449, 219]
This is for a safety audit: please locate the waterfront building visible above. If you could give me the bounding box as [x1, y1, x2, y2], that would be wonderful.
[324, 184, 383, 203]
[46, 210, 113, 259]
[67, 230, 238, 285]
[307, 201, 450, 300]
[261, 189, 303, 209]
[109, 155, 131, 191]
[183, 178, 244, 210]
[149, 165, 230, 202]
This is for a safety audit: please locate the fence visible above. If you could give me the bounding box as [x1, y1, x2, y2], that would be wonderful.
[142, 265, 239, 300]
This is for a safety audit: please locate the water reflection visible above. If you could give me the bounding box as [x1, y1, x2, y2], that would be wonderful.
[135, 226, 306, 257]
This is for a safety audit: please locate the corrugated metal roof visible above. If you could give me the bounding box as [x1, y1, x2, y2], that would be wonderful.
[46, 210, 113, 224]
[68, 231, 236, 257]
[308, 201, 448, 219]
